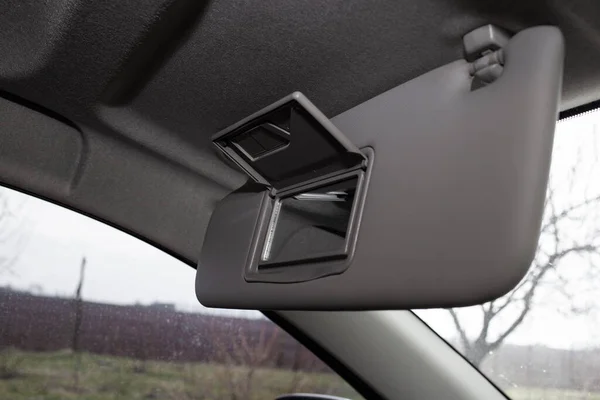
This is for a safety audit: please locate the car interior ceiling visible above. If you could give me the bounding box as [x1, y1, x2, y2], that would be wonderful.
[1, 0, 600, 267]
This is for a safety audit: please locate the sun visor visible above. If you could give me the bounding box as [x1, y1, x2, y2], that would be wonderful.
[196, 26, 564, 310]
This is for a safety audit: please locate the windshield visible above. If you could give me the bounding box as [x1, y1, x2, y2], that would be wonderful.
[416, 109, 600, 399]
[0, 186, 362, 399]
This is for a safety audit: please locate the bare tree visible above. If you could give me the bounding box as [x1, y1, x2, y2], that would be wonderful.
[448, 144, 600, 367]
[71, 257, 86, 390]
[212, 319, 280, 400]
[287, 342, 321, 393]
[288, 341, 308, 392]
[181, 317, 280, 400]
[0, 190, 28, 376]
[71, 257, 87, 352]
[0, 191, 28, 276]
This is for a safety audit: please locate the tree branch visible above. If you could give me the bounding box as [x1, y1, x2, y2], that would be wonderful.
[541, 194, 600, 233]
[491, 277, 531, 315]
[488, 244, 598, 350]
[477, 303, 495, 343]
[446, 308, 470, 352]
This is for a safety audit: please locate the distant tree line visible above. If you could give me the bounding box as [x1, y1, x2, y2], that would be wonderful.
[0, 288, 323, 372]
[2, 288, 600, 392]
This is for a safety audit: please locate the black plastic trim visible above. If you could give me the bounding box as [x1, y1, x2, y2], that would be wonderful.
[559, 100, 600, 120]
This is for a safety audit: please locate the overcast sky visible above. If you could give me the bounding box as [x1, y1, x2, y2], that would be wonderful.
[0, 185, 259, 319]
[1, 109, 599, 349]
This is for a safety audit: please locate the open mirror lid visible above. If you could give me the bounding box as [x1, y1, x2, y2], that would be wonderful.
[213, 92, 367, 193]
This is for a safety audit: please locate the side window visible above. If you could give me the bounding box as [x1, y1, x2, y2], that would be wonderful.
[0, 187, 361, 400]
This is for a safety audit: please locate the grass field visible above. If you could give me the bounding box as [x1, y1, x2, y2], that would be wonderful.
[2, 349, 600, 400]
[507, 387, 600, 400]
[0, 348, 360, 400]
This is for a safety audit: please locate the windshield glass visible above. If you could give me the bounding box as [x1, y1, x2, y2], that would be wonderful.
[0, 186, 361, 399]
[416, 109, 600, 399]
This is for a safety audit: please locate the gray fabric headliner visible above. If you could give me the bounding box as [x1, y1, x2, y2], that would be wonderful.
[2, 1, 600, 181]
[0, 0, 599, 263]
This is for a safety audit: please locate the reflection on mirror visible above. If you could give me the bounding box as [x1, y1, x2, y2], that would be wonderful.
[261, 178, 358, 267]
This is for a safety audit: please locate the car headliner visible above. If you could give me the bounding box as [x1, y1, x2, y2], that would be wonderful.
[0, 0, 598, 265]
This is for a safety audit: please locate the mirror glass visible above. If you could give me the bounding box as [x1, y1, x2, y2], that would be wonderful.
[260, 178, 358, 267]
